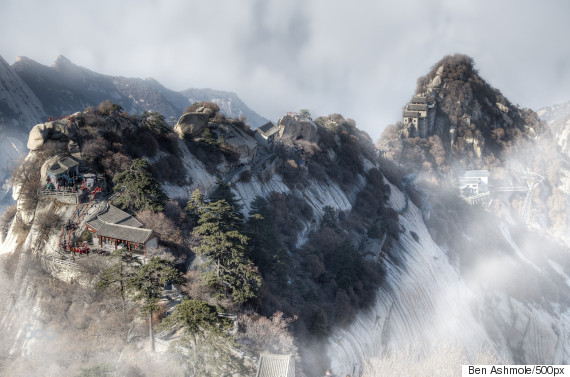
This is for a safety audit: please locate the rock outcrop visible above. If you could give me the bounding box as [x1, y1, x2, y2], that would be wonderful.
[173, 112, 210, 139]
[27, 120, 78, 150]
[277, 113, 318, 142]
[217, 123, 258, 163]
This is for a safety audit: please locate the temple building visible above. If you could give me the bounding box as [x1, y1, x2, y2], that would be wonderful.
[86, 205, 158, 255]
[46, 156, 81, 187]
[402, 95, 436, 138]
[254, 121, 279, 147]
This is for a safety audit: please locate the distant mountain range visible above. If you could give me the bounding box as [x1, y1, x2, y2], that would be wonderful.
[2, 54, 268, 131]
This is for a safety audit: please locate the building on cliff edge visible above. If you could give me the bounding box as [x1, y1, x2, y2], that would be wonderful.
[402, 95, 436, 138]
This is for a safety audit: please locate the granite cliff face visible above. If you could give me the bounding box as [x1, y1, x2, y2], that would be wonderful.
[1, 56, 570, 376]
[0, 56, 44, 135]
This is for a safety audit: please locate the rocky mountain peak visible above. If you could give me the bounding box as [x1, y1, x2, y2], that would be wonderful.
[52, 54, 73, 68]
[381, 54, 548, 172]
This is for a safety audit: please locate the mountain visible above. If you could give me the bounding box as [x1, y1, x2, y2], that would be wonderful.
[0, 55, 569, 376]
[0, 56, 42, 207]
[0, 56, 44, 136]
[10, 55, 268, 127]
[538, 100, 570, 158]
[537, 99, 570, 125]
[180, 88, 268, 128]
[0, 54, 268, 211]
[379, 54, 547, 173]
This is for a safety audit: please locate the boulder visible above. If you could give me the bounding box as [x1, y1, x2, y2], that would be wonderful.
[496, 102, 509, 113]
[277, 113, 318, 142]
[430, 75, 442, 88]
[174, 113, 209, 139]
[27, 120, 77, 150]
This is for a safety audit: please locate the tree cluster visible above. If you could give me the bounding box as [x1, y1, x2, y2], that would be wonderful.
[189, 182, 262, 305]
[112, 158, 167, 212]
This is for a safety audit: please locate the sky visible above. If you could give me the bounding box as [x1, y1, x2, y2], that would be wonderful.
[1, 0, 569, 140]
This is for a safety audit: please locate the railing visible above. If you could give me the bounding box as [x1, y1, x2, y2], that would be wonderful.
[40, 255, 81, 270]
[462, 191, 490, 205]
[38, 188, 81, 197]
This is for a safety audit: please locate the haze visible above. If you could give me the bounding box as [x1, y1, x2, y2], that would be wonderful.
[1, 0, 569, 139]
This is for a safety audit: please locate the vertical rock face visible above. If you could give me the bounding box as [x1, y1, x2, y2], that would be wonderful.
[0, 56, 45, 211]
[277, 113, 318, 142]
[0, 55, 44, 134]
[326, 181, 570, 376]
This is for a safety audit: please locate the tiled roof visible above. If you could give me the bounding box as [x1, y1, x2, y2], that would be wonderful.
[97, 223, 154, 244]
[256, 354, 295, 377]
[411, 95, 427, 104]
[60, 156, 80, 169]
[407, 103, 428, 111]
[257, 122, 279, 137]
[403, 111, 421, 118]
[98, 205, 143, 228]
[258, 122, 275, 133]
[86, 218, 104, 231]
[47, 156, 81, 176]
[86, 205, 154, 244]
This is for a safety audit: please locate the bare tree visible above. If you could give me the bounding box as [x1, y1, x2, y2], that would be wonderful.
[362, 342, 501, 377]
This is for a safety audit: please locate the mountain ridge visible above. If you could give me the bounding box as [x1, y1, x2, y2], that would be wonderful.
[8, 55, 268, 128]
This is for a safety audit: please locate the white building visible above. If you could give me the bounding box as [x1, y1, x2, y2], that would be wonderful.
[457, 170, 490, 204]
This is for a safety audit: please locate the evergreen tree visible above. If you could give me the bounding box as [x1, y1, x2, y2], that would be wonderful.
[186, 188, 205, 223]
[201, 127, 217, 146]
[245, 196, 288, 283]
[208, 179, 243, 217]
[193, 199, 262, 304]
[141, 111, 170, 136]
[160, 298, 251, 377]
[159, 298, 241, 376]
[112, 159, 167, 212]
[127, 257, 182, 351]
[322, 205, 338, 230]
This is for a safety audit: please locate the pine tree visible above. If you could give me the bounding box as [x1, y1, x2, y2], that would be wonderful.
[208, 179, 243, 217]
[159, 298, 251, 377]
[245, 196, 288, 283]
[322, 205, 338, 230]
[186, 188, 205, 223]
[201, 127, 217, 146]
[127, 257, 182, 351]
[193, 199, 262, 304]
[112, 159, 167, 212]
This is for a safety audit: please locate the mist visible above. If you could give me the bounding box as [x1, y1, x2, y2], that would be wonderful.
[1, 0, 570, 138]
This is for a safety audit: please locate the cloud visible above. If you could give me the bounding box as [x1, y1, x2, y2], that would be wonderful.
[1, 0, 569, 139]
